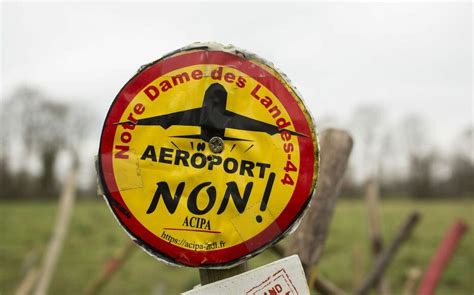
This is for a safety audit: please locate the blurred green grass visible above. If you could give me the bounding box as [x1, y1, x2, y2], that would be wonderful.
[1, 198, 472, 294]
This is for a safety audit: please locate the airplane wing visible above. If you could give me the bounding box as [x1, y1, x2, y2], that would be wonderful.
[225, 112, 307, 137]
[115, 108, 202, 129]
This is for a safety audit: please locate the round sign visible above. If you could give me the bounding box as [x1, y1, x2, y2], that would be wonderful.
[98, 43, 319, 268]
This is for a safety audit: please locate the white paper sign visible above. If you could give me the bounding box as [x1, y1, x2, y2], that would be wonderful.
[182, 255, 310, 295]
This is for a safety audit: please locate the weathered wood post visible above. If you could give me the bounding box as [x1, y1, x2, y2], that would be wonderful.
[286, 128, 353, 294]
[199, 262, 249, 285]
[402, 267, 421, 295]
[365, 180, 383, 255]
[34, 166, 78, 295]
[356, 212, 420, 295]
[365, 179, 390, 295]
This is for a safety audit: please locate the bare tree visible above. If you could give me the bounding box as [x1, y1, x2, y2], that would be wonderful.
[349, 104, 385, 181]
[448, 126, 474, 196]
[1, 86, 95, 199]
[408, 153, 437, 198]
[400, 114, 436, 198]
[400, 114, 430, 158]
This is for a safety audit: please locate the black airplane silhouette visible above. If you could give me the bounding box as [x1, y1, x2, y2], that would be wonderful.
[116, 83, 307, 142]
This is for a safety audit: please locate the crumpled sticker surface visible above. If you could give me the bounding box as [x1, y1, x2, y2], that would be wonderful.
[98, 42, 319, 268]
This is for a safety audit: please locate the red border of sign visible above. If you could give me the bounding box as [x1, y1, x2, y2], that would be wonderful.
[99, 50, 316, 267]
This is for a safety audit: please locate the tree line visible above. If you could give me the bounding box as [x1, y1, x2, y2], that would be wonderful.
[1, 87, 472, 200]
[0, 86, 96, 200]
[336, 105, 473, 199]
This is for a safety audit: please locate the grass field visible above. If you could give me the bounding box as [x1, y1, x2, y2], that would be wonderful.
[1, 199, 472, 294]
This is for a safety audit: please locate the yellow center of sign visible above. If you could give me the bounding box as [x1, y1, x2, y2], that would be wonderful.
[111, 64, 301, 251]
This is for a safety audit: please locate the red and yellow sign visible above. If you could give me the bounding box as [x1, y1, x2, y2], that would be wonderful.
[98, 44, 319, 267]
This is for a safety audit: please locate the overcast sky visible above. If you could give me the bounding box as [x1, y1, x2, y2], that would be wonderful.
[1, 2, 472, 154]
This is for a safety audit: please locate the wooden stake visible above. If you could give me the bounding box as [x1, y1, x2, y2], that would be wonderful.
[15, 250, 40, 295]
[364, 179, 390, 295]
[365, 179, 383, 256]
[402, 267, 421, 295]
[356, 212, 421, 295]
[34, 167, 77, 295]
[199, 262, 248, 285]
[15, 267, 40, 295]
[286, 129, 353, 275]
[417, 220, 468, 295]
